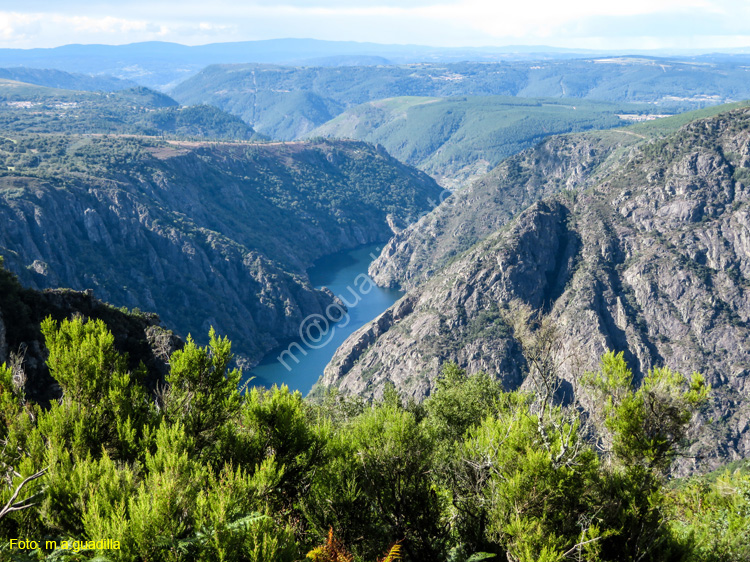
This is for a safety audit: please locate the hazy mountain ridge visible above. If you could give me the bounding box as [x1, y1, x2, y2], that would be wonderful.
[0, 39, 671, 90]
[171, 57, 750, 140]
[0, 135, 441, 364]
[321, 106, 750, 469]
[0, 67, 136, 91]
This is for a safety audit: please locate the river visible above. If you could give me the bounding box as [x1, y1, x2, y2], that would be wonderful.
[246, 243, 403, 395]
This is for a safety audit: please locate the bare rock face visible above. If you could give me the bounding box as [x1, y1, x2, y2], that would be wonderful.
[0, 138, 441, 364]
[369, 131, 641, 290]
[322, 108, 750, 470]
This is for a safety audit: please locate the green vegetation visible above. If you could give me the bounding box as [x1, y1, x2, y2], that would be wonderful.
[171, 58, 748, 140]
[626, 100, 750, 137]
[0, 55, 748, 562]
[0, 254, 173, 405]
[0, 81, 264, 141]
[307, 95, 662, 186]
[0, 281, 742, 562]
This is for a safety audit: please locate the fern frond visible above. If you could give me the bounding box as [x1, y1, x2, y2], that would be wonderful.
[307, 528, 354, 562]
[466, 554, 497, 562]
[378, 541, 402, 562]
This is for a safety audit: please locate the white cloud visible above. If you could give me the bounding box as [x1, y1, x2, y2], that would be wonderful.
[243, 0, 720, 41]
[66, 15, 167, 36]
[0, 12, 43, 44]
[0, 11, 231, 47]
[441, 0, 717, 38]
[0, 12, 164, 45]
[0, 0, 748, 49]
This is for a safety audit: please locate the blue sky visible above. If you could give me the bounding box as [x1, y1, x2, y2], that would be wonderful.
[1, 0, 749, 50]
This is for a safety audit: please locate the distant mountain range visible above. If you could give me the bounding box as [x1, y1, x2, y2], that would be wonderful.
[171, 58, 750, 142]
[0, 40, 601, 90]
[1, 39, 750, 90]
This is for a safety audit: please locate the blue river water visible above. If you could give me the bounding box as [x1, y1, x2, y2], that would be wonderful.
[246, 244, 403, 395]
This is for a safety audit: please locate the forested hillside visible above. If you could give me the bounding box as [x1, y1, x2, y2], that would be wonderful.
[171, 57, 750, 140]
[306, 95, 658, 187]
[0, 134, 441, 364]
[0, 81, 264, 140]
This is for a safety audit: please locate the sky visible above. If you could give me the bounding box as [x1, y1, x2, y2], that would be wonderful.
[1, 0, 750, 51]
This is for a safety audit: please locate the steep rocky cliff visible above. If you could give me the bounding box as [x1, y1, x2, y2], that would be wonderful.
[0, 135, 441, 363]
[369, 103, 750, 291]
[322, 108, 750, 468]
[369, 129, 641, 290]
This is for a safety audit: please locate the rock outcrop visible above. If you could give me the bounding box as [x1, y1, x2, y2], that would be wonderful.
[369, 130, 641, 290]
[0, 262, 181, 403]
[322, 108, 750, 470]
